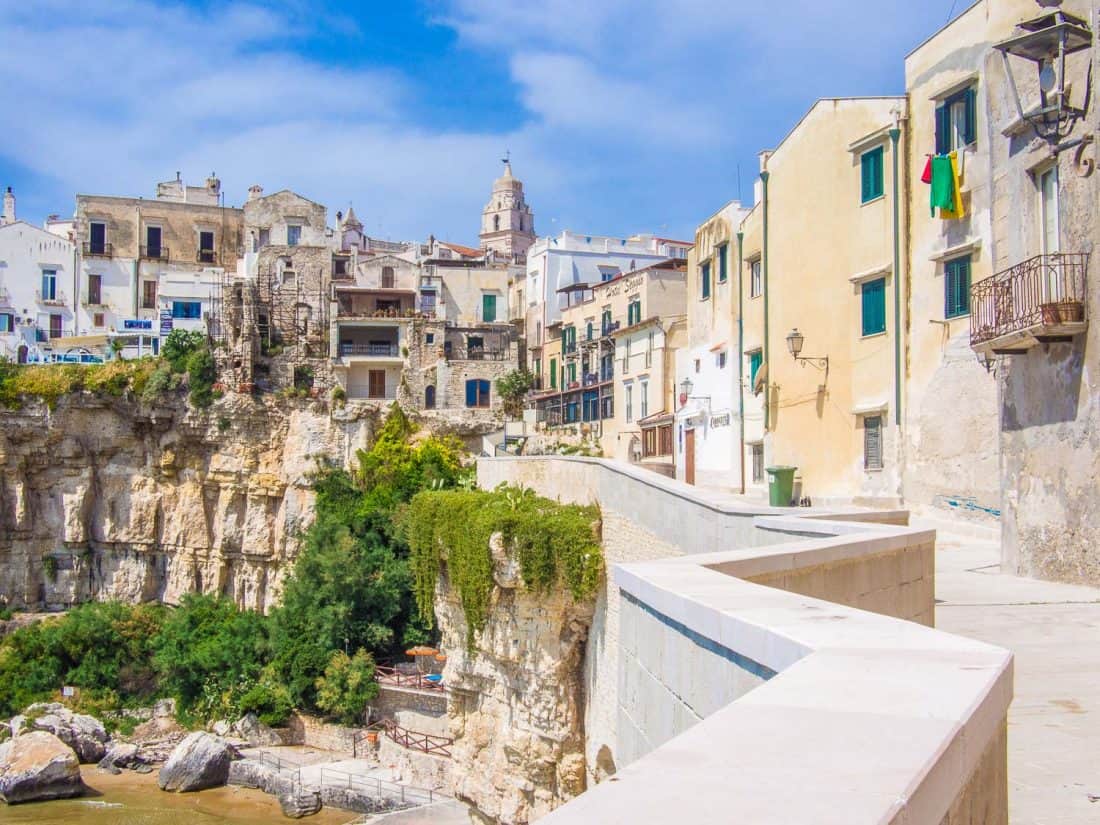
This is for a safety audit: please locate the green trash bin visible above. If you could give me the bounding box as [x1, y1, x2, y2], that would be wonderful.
[765, 466, 797, 507]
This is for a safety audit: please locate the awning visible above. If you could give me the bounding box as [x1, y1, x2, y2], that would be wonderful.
[852, 399, 889, 416]
[49, 334, 109, 349]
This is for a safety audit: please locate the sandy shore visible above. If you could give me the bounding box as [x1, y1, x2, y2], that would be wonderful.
[0, 765, 361, 825]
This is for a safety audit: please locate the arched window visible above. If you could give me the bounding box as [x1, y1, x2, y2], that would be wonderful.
[519, 216, 524, 232]
[381, 266, 395, 288]
[425, 385, 436, 409]
[465, 379, 490, 408]
[493, 214, 501, 232]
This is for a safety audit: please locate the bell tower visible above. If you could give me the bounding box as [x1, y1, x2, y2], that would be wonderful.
[479, 158, 536, 261]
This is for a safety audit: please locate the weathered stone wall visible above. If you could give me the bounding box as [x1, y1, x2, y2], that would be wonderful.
[280, 712, 361, 755]
[0, 393, 359, 612]
[373, 686, 449, 738]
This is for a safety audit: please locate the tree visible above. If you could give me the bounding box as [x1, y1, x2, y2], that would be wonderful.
[496, 370, 534, 418]
[161, 329, 206, 373]
[314, 649, 379, 725]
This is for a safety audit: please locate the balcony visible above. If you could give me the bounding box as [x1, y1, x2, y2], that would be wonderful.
[81, 293, 107, 308]
[339, 343, 401, 358]
[141, 245, 170, 262]
[197, 249, 218, 265]
[36, 289, 67, 307]
[970, 253, 1089, 355]
[82, 242, 113, 258]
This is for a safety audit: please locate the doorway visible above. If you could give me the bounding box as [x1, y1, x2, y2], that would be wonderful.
[368, 369, 386, 399]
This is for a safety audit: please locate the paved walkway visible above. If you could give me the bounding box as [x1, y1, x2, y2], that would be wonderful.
[934, 534, 1100, 825]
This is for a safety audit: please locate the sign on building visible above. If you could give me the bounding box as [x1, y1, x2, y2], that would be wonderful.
[159, 311, 173, 337]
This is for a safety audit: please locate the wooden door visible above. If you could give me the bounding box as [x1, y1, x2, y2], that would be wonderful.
[368, 369, 386, 399]
[685, 428, 695, 485]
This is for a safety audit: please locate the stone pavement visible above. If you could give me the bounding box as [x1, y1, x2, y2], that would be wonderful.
[934, 533, 1100, 825]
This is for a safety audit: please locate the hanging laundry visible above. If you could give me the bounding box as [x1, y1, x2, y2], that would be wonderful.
[930, 155, 955, 216]
[941, 151, 966, 219]
[920, 155, 933, 185]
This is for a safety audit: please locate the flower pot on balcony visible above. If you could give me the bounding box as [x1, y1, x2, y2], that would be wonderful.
[1041, 303, 1062, 325]
[1055, 300, 1084, 323]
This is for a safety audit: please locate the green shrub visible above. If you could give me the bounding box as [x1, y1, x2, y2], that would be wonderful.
[496, 369, 535, 417]
[186, 347, 217, 408]
[161, 330, 206, 373]
[314, 649, 379, 726]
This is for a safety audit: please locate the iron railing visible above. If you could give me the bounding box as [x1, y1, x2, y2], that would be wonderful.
[36, 289, 67, 306]
[197, 249, 218, 265]
[82, 241, 112, 257]
[971, 253, 1089, 347]
[340, 343, 400, 357]
[374, 665, 446, 692]
[140, 245, 170, 261]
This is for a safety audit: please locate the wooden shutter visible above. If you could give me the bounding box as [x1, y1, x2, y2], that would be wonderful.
[862, 278, 886, 335]
[935, 104, 949, 155]
[864, 416, 883, 470]
[482, 294, 496, 322]
[963, 87, 977, 146]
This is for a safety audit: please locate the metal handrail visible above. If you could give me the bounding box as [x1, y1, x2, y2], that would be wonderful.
[82, 241, 113, 257]
[36, 289, 68, 306]
[374, 665, 447, 692]
[340, 343, 400, 357]
[197, 249, 218, 265]
[970, 252, 1089, 346]
[140, 245, 170, 261]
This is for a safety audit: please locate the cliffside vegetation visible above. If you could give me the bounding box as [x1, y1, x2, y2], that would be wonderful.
[0, 329, 219, 410]
[403, 486, 602, 647]
[0, 404, 465, 726]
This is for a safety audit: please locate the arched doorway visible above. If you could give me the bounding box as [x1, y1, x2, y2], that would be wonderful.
[425, 385, 436, 409]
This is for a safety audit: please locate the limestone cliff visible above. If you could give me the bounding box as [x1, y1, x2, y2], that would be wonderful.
[437, 536, 594, 824]
[0, 393, 381, 612]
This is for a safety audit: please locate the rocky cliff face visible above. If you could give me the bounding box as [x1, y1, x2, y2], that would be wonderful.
[437, 536, 594, 824]
[0, 393, 378, 612]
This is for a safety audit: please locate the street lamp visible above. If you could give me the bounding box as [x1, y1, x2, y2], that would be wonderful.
[786, 328, 829, 381]
[680, 377, 693, 398]
[994, 4, 1093, 151]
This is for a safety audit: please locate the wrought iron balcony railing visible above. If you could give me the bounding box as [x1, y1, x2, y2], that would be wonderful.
[970, 252, 1089, 353]
[197, 249, 218, 265]
[82, 241, 113, 257]
[36, 289, 67, 306]
[339, 343, 400, 357]
[141, 245, 170, 261]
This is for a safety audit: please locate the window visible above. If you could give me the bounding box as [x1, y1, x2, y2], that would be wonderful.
[717, 243, 728, 282]
[601, 394, 614, 419]
[639, 379, 648, 419]
[334, 257, 348, 276]
[601, 308, 612, 334]
[425, 385, 436, 409]
[493, 214, 500, 232]
[717, 350, 727, 369]
[624, 382, 633, 423]
[465, 379, 491, 408]
[643, 428, 657, 458]
[89, 221, 107, 254]
[550, 357, 558, 389]
[146, 226, 163, 258]
[627, 298, 641, 326]
[426, 332, 435, 344]
[381, 266, 395, 288]
[172, 300, 202, 319]
[864, 415, 884, 470]
[368, 369, 386, 399]
[861, 146, 884, 203]
[258, 228, 270, 248]
[944, 255, 971, 319]
[935, 86, 977, 154]
[287, 225, 302, 246]
[751, 444, 765, 483]
[40, 269, 57, 301]
[1039, 166, 1059, 256]
[87, 274, 102, 305]
[586, 320, 594, 341]
[750, 258, 762, 297]
[482, 293, 497, 322]
[749, 350, 763, 386]
[93, 312, 105, 328]
[861, 277, 886, 336]
[583, 390, 599, 421]
[645, 331, 653, 367]
[568, 362, 577, 384]
[701, 261, 711, 300]
[0, 314, 11, 333]
[142, 280, 157, 309]
[198, 231, 215, 263]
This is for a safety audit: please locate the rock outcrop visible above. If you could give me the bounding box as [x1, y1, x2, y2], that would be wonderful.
[233, 713, 282, 747]
[97, 742, 143, 774]
[19, 703, 109, 764]
[158, 731, 238, 792]
[0, 730, 85, 803]
[0, 393, 358, 612]
[436, 533, 595, 824]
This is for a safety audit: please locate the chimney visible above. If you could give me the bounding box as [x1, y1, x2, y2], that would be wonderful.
[247, 184, 264, 202]
[1, 187, 15, 226]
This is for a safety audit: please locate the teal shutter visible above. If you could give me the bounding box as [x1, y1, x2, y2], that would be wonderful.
[861, 278, 886, 335]
[718, 245, 728, 282]
[482, 294, 497, 322]
[935, 103, 949, 155]
[861, 148, 884, 202]
[749, 351, 762, 384]
[701, 262, 711, 299]
[963, 87, 977, 146]
[945, 257, 971, 318]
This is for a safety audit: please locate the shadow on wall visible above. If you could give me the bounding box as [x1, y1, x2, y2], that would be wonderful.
[1001, 341, 1084, 430]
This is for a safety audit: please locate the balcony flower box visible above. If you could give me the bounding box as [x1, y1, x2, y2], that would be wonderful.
[1054, 300, 1085, 323]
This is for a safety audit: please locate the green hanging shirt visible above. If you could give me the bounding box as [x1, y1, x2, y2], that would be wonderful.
[930, 155, 956, 216]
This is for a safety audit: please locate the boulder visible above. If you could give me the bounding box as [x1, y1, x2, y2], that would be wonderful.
[210, 720, 231, 737]
[23, 703, 108, 763]
[98, 741, 142, 772]
[158, 732, 238, 792]
[232, 713, 282, 747]
[0, 731, 85, 804]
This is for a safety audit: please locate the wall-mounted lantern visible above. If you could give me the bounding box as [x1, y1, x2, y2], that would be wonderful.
[994, 4, 1093, 152]
[786, 328, 829, 381]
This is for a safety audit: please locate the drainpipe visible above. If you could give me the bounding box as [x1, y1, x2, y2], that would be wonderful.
[890, 126, 902, 429]
[760, 169, 771, 431]
[736, 229, 746, 494]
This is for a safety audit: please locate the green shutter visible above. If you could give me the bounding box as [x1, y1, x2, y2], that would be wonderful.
[963, 87, 977, 146]
[718, 245, 728, 282]
[749, 351, 762, 384]
[550, 358, 557, 388]
[701, 262, 711, 299]
[935, 103, 950, 155]
[861, 278, 886, 336]
[944, 257, 971, 318]
[861, 147, 884, 203]
[482, 294, 496, 322]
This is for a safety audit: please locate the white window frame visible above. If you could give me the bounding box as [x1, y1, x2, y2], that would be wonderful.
[639, 378, 649, 419]
[750, 258, 762, 297]
[624, 381, 634, 423]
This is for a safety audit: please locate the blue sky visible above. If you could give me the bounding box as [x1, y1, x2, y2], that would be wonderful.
[0, 0, 974, 243]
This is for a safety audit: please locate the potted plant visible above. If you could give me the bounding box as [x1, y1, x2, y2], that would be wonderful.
[1055, 299, 1085, 323]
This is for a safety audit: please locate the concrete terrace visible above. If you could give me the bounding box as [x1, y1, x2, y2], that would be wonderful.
[935, 534, 1100, 824]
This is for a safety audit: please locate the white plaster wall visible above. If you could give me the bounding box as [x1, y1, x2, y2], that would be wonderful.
[0, 222, 75, 359]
